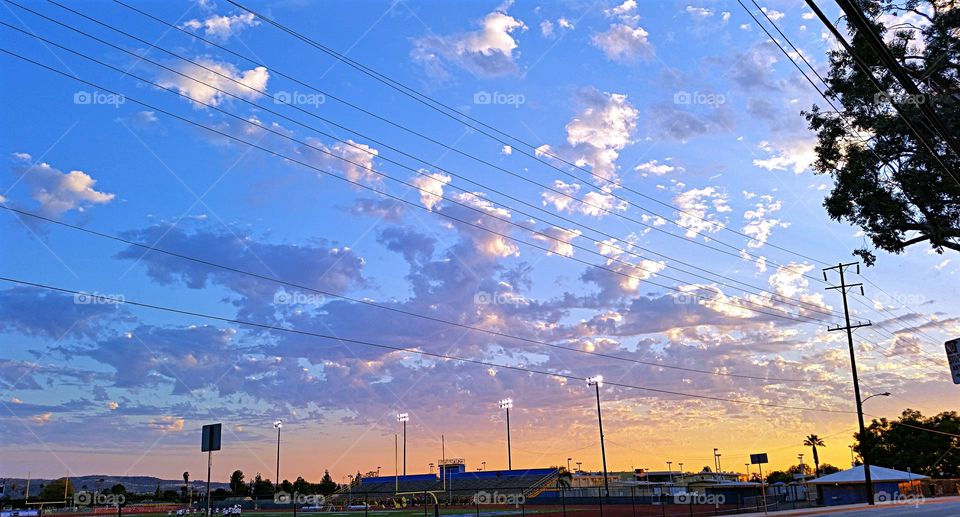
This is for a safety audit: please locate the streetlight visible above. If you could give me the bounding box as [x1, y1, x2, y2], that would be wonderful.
[744, 463, 750, 482]
[499, 398, 514, 470]
[713, 448, 722, 483]
[576, 462, 582, 473]
[678, 463, 684, 481]
[587, 375, 609, 501]
[667, 461, 673, 484]
[849, 445, 856, 467]
[377, 466, 382, 477]
[798, 453, 805, 478]
[862, 392, 891, 404]
[273, 420, 283, 492]
[567, 458, 572, 472]
[397, 413, 409, 476]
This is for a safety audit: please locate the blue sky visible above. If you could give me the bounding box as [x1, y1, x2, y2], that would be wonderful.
[1, 0, 957, 481]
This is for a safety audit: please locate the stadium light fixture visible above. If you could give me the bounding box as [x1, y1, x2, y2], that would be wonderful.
[397, 413, 409, 475]
[498, 398, 513, 470]
[273, 420, 282, 494]
[587, 375, 609, 501]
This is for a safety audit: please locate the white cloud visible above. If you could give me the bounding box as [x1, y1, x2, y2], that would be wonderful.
[181, 12, 258, 41]
[634, 159, 679, 176]
[411, 172, 452, 211]
[592, 24, 654, 62]
[412, 9, 527, 79]
[10, 153, 115, 216]
[501, 145, 513, 155]
[537, 88, 638, 180]
[157, 58, 268, 108]
[753, 138, 817, 174]
[685, 6, 714, 18]
[301, 138, 381, 188]
[742, 197, 790, 248]
[557, 17, 575, 30]
[532, 226, 582, 257]
[540, 19, 554, 37]
[761, 7, 785, 21]
[673, 186, 729, 238]
[801, 12, 815, 20]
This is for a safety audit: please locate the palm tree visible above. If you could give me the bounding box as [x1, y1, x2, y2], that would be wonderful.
[804, 434, 825, 478]
[556, 467, 572, 489]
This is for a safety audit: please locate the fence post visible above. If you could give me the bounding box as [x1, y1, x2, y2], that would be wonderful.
[364, 493, 368, 517]
[631, 485, 636, 517]
[560, 484, 566, 517]
[475, 490, 480, 517]
[597, 487, 603, 517]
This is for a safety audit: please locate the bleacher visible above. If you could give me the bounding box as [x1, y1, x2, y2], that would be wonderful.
[328, 468, 559, 503]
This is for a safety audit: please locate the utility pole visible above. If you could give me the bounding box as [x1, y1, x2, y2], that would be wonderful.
[824, 261, 874, 505]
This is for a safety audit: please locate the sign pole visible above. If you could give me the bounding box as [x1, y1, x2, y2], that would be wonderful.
[758, 464, 767, 515]
[206, 450, 212, 517]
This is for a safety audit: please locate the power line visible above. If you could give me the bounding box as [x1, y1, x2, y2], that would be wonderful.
[0, 40, 943, 375]
[737, 0, 956, 361]
[0, 204, 819, 385]
[0, 45, 835, 327]
[0, 4, 844, 321]
[0, 275, 861, 415]
[115, 0, 837, 281]
[116, 0, 948, 358]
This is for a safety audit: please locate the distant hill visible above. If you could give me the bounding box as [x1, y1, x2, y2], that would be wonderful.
[1, 476, 229, 499]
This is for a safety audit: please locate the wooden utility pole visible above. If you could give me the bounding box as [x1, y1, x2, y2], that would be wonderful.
[823, 261, 874, 505]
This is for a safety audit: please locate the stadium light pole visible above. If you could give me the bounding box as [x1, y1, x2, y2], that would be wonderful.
[499, 398, 513, 471]
[397, 413, 409, 476]
[587, 375, 609, 501]
[273, 420, 283, 493]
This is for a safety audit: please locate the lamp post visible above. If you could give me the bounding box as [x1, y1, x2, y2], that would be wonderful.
[744, 463, 750, 482]
[862, 392, 891, 404]
[567, 458, 572, 472]
[587, 375, 609, 501]
[849, 445, 856, 467]
[713, 449, 722, 483]
[499, 398, 513, 471]
[667, 462, 673, 484]
[678, 463, 684, 481]
[576, 462, 582, 473]
[397, 413, 409, 476]
[273, 420, 283, 492]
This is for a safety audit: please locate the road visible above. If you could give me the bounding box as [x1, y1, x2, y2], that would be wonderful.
[744, 497, 960, 517]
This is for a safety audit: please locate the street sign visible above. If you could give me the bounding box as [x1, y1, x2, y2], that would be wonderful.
[946, 338, 960, 384]
[750, 453, 769, 465]
[201, 423, 222, 452]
